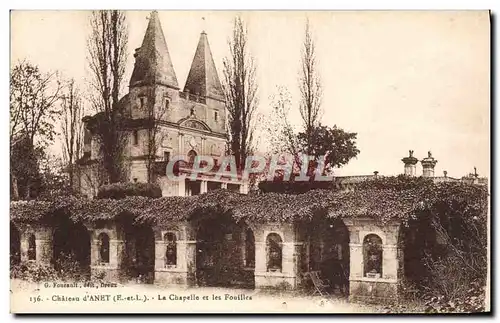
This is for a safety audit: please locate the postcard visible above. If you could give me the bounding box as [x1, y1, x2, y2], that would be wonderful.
[9, 10, 490, 314]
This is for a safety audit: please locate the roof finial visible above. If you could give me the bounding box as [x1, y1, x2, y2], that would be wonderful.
[201, 16, 206, 34]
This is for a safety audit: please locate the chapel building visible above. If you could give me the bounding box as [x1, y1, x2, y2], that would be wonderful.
[78, 11, 248, 198]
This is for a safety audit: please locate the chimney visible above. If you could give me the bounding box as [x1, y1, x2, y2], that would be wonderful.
[421, 151, 437, 178]
[401, 150, 418, 176]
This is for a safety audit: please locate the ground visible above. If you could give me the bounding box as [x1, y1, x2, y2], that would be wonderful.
[10, 279, 381, 314]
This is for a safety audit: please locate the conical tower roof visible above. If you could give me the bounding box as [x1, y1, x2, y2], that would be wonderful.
[183, 31, 224, 101]
[130, 11, 179, 88]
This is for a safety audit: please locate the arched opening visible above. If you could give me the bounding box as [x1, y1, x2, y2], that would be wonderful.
[266, 233, 283, 272]
[164, 232, 177, 267]
[10, 223, 21, 266]
[187, 150, 197, 165]
[363, 234, 383, 278]
[52, 216, 91, 279]
[97, 233, 110, 264]
[123, 223, 155, 284]
[307, 217, 350, 295]
[194, 213, 252, 288]
[28, 234, 36, 261]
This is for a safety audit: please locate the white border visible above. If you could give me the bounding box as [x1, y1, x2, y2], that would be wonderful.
[3, 1, 497, 321]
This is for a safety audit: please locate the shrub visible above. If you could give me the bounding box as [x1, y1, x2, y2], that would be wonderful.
[11, 262, 59, 282]
[54, 252, 88, 281]
[97, 182, 162, 199]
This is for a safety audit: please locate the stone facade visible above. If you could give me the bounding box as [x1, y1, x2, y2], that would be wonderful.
[77, 11, 247, 198]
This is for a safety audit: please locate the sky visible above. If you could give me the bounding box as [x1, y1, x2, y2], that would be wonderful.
[10, 10, 490, 178]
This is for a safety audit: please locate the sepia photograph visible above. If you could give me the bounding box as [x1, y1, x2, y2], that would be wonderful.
[9, 9, 490, 314]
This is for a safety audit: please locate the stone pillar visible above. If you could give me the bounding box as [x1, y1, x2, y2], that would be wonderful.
[154, 240, 166, 270]
[20, 233, 29, 262]
[28, 227, 53, 265]
[200, 180, 208, 194]
[421, 151, 437, 178]
[401, 150, 418, 177]
[345, 218, 402, 304]
[36, 238, 53, 265]
[382, 244, 398, 280]
[349, 242, 363, 281]
[254, 241, 266, 273]
[178, 132, 184, 154]
[221, 182, 228, 189]
[281, 242, 294, 274]
[239, 182, 249, 194]
[178, 179, 186, 196]
[201, 136, 206, 155]
[184, 241, 197, 285]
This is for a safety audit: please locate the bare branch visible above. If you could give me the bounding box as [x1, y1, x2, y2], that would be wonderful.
[222, 16, 259, 169]
[86, 10, 129, 183]
[298, 18, 323, 154]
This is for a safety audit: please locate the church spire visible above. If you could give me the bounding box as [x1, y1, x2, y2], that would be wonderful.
[183, 31, 224, 101]
[130, 11, 179, 88]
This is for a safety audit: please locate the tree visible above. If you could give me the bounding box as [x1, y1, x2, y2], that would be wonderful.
[10, 61, 62, 199]
[223, 16, 259, 169]
[10, 135, 43, 200]
[37, 153, 72, 200]
[297, 125, 359, 173]
[87, 10, 129, 183]
[143, 87, 169, 183]
[263, 18, 359, 177]
[60, 79, 84, 191]
[299, 19, 322, 155]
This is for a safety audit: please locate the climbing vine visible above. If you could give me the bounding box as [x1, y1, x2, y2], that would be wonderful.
[10, 176, 488, 227]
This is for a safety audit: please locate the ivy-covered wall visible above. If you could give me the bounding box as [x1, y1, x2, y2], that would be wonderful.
[10, 176, 488, 304]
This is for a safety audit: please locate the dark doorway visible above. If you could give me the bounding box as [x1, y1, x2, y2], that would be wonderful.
[309, 217, 350, 296]
[52, 216, 91, 279]
[195, 214, 253, 288]
[122, 222, 155, 284]
[10, 223, 21, 266]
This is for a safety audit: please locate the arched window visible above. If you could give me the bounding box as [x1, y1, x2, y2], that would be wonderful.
[266, 233, 283, 272]
[164, 232, 177, 267]
[28, 234, 36, 261]
[363, 234, 383, 278]
[187, 150, 197, 165]
[245, 229, 255, 268]
[98, 233, 110, 264]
